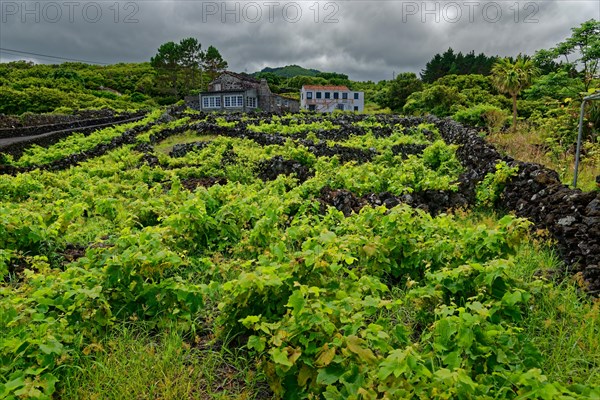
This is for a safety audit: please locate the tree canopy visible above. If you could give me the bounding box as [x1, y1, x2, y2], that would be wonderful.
[552, 19, 600, 90]
[150, 39, 228, 98]
[491, 56, 539, 131]
[202, 45, 228, 83]
[376, 72, 423, 112]
[420, 48, 498, 83]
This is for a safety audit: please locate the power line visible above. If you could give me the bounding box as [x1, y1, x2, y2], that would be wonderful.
[0, 47, 109, 65]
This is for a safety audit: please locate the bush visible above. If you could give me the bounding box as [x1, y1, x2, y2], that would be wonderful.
[517, 99, 558, 119]
[403, 85, 467, 117]
[453, 104, 508, 131]
[157, 96, 179, 106]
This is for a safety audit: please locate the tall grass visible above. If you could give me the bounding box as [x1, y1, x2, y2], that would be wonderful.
[487, 126, 599, 191]
[508, 235, 600, 386]
[58, 323, 272, 399]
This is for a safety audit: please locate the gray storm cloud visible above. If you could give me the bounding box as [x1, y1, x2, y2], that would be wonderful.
[0, 0, 598, 80]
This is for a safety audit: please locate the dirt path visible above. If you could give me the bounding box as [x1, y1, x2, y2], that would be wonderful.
[0, 116, 145, 148]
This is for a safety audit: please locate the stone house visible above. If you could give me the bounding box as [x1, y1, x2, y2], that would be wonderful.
[194, 71, 299, 112]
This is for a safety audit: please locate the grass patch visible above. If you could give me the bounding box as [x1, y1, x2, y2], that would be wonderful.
[487, 127, 599, 191]
[154, 131, 217, 155]
[510, 237, 600, 386]
[58, 323, 272, 400]
[526, 279, 600, 386]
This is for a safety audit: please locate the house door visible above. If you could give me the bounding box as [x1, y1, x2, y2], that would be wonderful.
[336, 104, 344, 111]
[308, 104, 316, 111]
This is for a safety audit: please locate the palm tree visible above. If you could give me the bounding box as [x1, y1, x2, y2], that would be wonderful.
[491, 57, 539, 132]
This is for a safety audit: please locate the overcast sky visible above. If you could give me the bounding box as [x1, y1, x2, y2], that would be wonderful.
[0, 0, 598, 81]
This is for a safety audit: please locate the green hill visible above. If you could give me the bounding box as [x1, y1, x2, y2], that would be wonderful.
[253, 65, 321, 78]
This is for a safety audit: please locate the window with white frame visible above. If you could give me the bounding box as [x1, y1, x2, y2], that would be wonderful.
[246, 96, 257, 108]
[333, 92, 339, 99]
[354, 92, 359, 100]
[306, 91, 313, 99]
[224, 95, 244, 108]
[203, 95, 221, 109]
[342, 92, 348, 100]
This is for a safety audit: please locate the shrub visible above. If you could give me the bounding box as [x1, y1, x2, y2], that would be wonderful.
[453, 104, 508, 131]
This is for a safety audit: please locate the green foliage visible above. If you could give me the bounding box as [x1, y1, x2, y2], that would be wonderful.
[59, 325, 269, 399]
[8, 111, 161, 167]
[0, 62, 157, 114]
[551, 19, 600, 90]
[492, 57, 540, 99]
[252, 66, 352, 94]
[375, 73, 423, 112]
[247, 117, 339, 136]
[202, 45, 228, 83]
[319, 155, 460, 195]
[404, 84, 467, 117]
[491, 56, 540, 131]
[219, 204, 580, 398]
[151, 38, 209, 97]
[421, 48, 498, 83]
[476, 161, 520, 207]
[0, 112, 597, 399]
[255, 65, 321, 78]
[422, 140, 461, 172]
[524, 71, 585, 101]
[437, 73, 494, 92]
[453, 104, 509, 130]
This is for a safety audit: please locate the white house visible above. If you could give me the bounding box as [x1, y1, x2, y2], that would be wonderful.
[300, 85, 364, 112]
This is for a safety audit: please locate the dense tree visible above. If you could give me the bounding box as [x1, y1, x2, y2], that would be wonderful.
[421, 48, 498, 83]
[403, 85, 467, 117]
[150, 41, 182, 96]
[254, 72, 283, 87]
[286, 75, 328, 89]
[436, 74, 493, 92]
[491, 56, 539, 131]
[315, 71, 350, 86]
[552, 19, 600, 91]
[376, 72, 423, 112]
[523, 70, 584, 101]
[420, 52, 445, 83]
[178, 38, 203, 91]
[202, 45, 228, 83]
[532, 49, 565, 76]
[150, 39, 228, 97]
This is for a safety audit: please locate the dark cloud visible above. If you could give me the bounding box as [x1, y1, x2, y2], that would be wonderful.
[0, 0, 597, 80]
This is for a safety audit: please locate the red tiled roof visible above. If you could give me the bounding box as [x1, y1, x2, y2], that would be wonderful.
[302, 85, 350, 91]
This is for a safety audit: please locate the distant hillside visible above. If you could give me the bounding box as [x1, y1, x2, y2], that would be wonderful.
[251, 65, 352, 94]
[253, 65, 321, 78]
